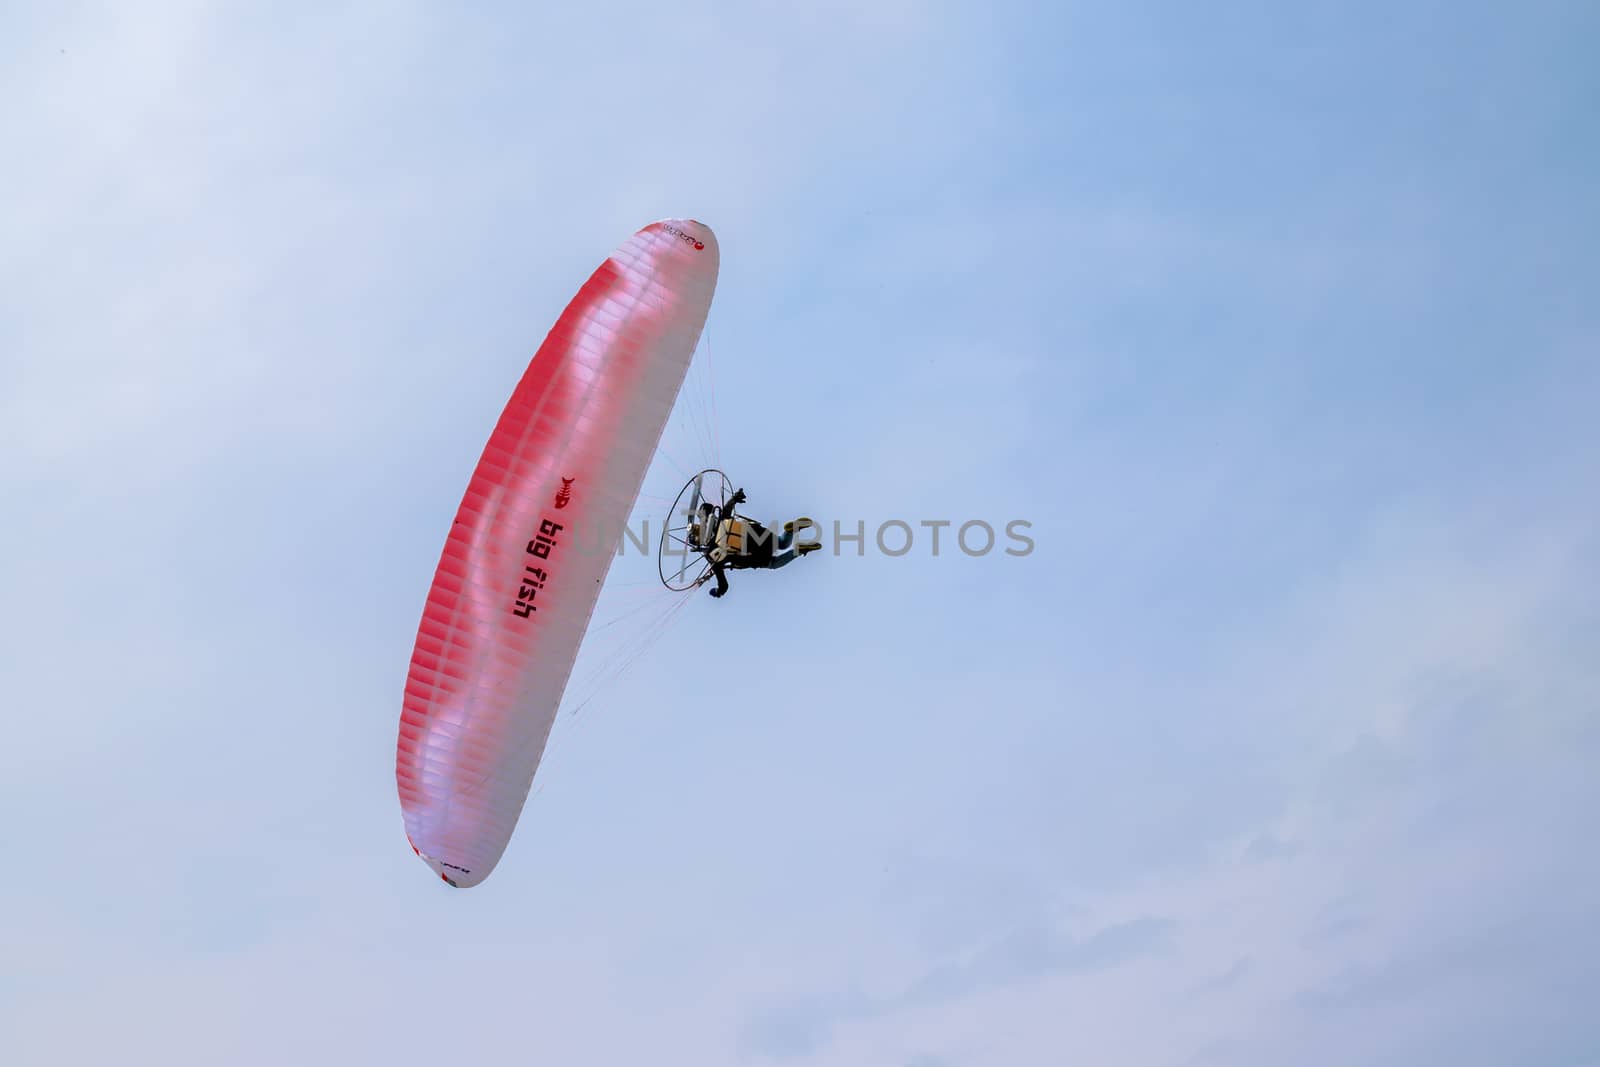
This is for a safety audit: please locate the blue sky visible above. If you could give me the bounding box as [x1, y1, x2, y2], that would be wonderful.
[3, 2, 1598, 1064]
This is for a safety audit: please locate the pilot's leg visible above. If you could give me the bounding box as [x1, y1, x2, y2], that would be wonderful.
[769, 520, 816, 569]
[782, 517, 821, 560]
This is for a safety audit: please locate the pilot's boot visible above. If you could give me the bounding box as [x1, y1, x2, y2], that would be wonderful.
[783, 517, 815, 534]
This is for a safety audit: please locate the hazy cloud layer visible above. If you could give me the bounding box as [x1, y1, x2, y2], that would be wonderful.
[3, 2, 1597, 1066]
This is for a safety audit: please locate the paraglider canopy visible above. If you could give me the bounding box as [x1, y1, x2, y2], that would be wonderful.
[396, 219, 719, 888]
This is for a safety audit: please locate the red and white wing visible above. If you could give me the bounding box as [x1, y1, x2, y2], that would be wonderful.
[396, 219, 719, 887]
